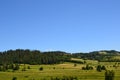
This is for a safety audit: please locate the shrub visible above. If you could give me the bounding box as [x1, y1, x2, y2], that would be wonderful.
[96, 65, 102, 72]
[13, 64, 19, 70]
[53, 67, 55, 69]
[27, 66, 31, 69]
[82, 65, 93, 70]
[12, 77, 17, 80]
[82, 67, 86, 70]
[74, 63, 77, 67]
[39, 67, 43, 71]
[96, 65, 106, 72]
[101, 65, 106, 70]
[105, 70, 115, 80]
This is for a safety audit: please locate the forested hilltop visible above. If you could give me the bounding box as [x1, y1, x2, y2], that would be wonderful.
[0, 49, 71, 65]
[73, 50, 120, 62]
[0, 49, 120, 65]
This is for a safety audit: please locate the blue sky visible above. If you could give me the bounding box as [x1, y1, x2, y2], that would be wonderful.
[0, 0, 120, 53]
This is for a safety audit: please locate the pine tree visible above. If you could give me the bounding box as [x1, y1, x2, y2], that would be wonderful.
[96, 65, 102, 72]
[105, 70, 115, 80]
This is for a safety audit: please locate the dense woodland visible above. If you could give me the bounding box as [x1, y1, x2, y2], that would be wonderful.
[0, 49, 120, 65]
[0, 49, 71, 65]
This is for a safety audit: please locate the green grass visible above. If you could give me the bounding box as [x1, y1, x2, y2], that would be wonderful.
[0, 62, 120, 80]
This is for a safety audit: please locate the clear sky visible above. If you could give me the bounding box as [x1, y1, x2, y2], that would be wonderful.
[0, 0, 120, 53]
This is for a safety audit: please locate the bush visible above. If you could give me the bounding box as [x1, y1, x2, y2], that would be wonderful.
[27, 66, 31, 69]
[53, 67, 55, 69]
[105, 70, 115, 80]
[101, 65, 106, 70]
[96, 65, 106, 72]
[12, 77, 17, 80]
[39, 67, 43, 71]
[96, 65, 102, 72]
[82, 67, 86, 70]
[74, 63, 77, 67]
[82, 65, 93, 70]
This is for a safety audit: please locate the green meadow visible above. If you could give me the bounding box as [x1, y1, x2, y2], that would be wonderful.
[0, 61, 120, 80]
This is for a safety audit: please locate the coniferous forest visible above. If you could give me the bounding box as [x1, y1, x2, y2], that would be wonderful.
[0, 49, 71, 65]
[0, 49, 120, 65]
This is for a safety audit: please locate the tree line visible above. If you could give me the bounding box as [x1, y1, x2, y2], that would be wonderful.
[0, 49, 120, 65]
[72, 50, 120, 62]
[0, 49, 71, 65]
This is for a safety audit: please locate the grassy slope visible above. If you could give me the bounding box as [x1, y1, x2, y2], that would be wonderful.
[0, 61, 120, 80]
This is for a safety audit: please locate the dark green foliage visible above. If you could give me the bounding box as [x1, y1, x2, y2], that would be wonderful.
[72, 50, 120, 62]
[74, 63, 77, 67]
[82, 65, 93, 70]
[12, 77, 17, 80]
[84, 60, 86, 64]
[101, 65, 106, 70]
[96, 65, 106, 72]
[0, 66, 2, 71]
[9, 64, 14, 69]
[50, 76, 78, 80]
[0, 64, 20, 72]
[105, 70, 115, 80]
[53, 67, 55, 69]
[39, 67, 43, 71]
[82, 67, 86, 70]
[2, 64, 8, 71]
[27, 66, 31, 69]
[24, 75, 29, 78]
[0, 49, 120, 65]
[89, 66, 93, 70]
[86, 65, 90, 70]
[113, 62, 119, 69]
[97, 65, 102, 72]
[13, 64, 19, 70]
[0, 49, 71, 65]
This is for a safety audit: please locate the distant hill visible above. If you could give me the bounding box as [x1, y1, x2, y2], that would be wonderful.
[0, 49, 120, 65]
[72, 50, 120, 62]
[0, 49, 71, 65]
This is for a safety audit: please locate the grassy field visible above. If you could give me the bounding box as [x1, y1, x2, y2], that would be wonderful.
[0, 61, 120, 80]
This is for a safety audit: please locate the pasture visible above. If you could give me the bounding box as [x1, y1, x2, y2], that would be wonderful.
[0, 61, 120, 80]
